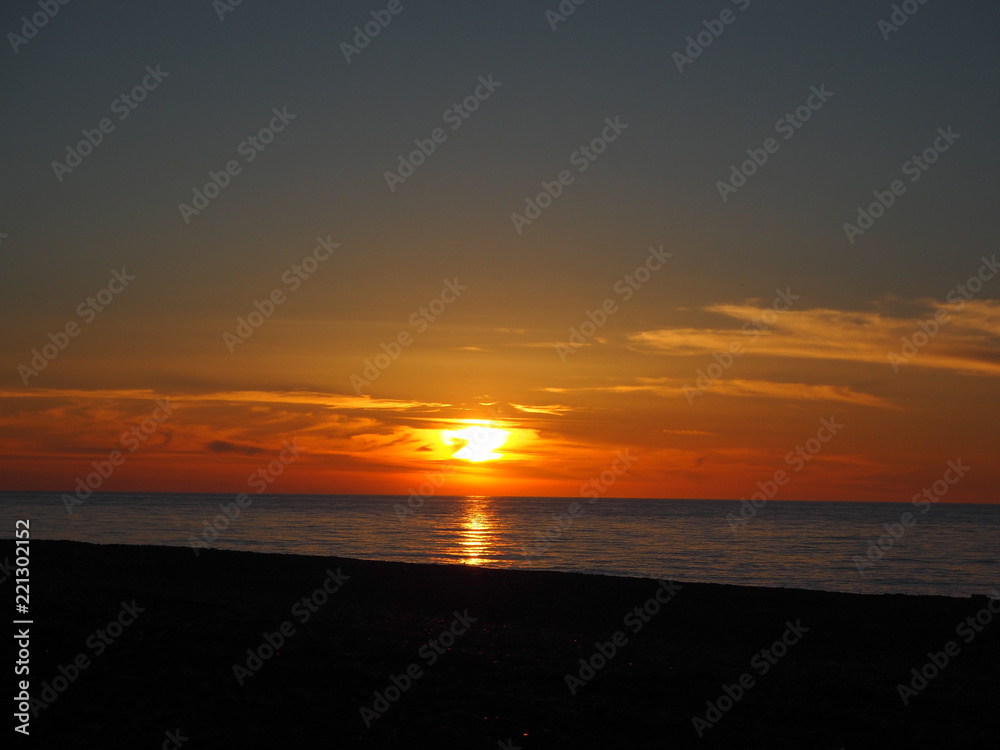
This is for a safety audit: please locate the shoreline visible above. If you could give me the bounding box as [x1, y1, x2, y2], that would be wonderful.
[13, 535, 991, 600]
[9, 539, 998, 747]
[24, 535, 1000, 599]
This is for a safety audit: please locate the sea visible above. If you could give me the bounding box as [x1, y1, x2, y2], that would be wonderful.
[1, 493, 997, 598]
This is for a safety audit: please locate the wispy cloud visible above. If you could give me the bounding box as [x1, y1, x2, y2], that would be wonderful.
[0, 388, 454, 463]
[545, 378, 895, 408]
[0, 388, 449, 411]
[629, 300, 1000, 376]
[206, 440, 262, 455]
[510, 402, 572, 416]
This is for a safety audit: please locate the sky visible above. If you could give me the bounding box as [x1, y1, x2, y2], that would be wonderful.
[1, 0, 998, 502]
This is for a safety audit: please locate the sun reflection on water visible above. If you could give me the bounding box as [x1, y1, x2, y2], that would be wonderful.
[457, 496, 494, 566]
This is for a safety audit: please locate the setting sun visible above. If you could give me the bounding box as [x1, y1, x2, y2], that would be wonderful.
[440, 424, 509, 462]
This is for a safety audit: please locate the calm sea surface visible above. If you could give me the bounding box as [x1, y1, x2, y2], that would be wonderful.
[1, 493, 997, 598]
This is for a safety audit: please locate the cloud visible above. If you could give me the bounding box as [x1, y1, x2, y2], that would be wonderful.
[629, 300, 1000, 376]
[191, 390, 452, 411]
[510, 402, 572, 416]
[545, 378, 895, 408]
[206, 440, 262, 455]
[0, 388, 456, 463]
[0, 388, 450, 412]
[693, 379, 896, 408]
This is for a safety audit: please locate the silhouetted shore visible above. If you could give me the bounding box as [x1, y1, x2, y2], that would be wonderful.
[11, 540, 998, 748]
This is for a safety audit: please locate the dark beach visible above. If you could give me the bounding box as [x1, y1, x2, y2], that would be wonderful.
[10, 540, 998, 748]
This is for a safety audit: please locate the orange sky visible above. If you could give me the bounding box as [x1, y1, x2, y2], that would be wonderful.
[3, 290, 998, 502]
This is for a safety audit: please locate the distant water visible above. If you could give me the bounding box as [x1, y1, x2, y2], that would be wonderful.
[1, 493, 997, 598]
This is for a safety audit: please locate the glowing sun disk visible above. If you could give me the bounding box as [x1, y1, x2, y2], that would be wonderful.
[440, 425, 509, 462]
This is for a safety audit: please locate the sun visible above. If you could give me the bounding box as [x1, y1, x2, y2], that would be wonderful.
[440, 424, 509, 462]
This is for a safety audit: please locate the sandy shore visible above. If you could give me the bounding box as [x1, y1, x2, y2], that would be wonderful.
[9, 540, 998, 748]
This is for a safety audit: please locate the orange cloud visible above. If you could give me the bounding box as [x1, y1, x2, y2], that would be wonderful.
[544, 377, 895, 408]
[629, 300, 1000, 376]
